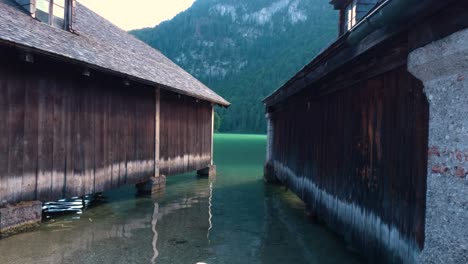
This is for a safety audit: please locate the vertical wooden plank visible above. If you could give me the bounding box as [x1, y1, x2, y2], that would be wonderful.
[7, 76, 25, 204]
[0, 72, 9, 205]
[82, 84, 95, 196]
[159, 92, 167, 176]
[68, 83, 84, 198]
[64, 83, 74, 199]
[168, 93, 173, 175]
[210, 105, 214, 166]
[140, 91, 152, 180]
[120, 90, 128, 185]
[93, 88, 105, 193]
[168, 93, 172, 173]
[204, 104, 209, 166]
[134, 92, 143, 182]
[145, 89, 155, 179]
[150, 90, 155, 177]
[150, 92, 156, 176]
[22, 79, 39, 202]
[103, 90, 112, 191]
[51, 79, 66, 201]
[109, 90, 118, 188]
[116, 91, 124, 186]
[189, 98, 194, 170]
[138, 92, 147, 179]
[37, 79, 54, 201]
[111, 89, 125, 188]
[195, 101, 201, 169]
[155, 88, 160, 177]
[126, 93, 136, 183]
[188, 98, 193, 170]
[183, 96, 188, 172]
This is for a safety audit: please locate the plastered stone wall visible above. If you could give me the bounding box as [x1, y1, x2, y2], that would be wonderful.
[408, 28, 468, 264]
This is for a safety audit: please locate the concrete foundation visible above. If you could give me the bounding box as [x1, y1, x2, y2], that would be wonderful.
[136, 176, 167, 195]
[0, 201, 42, 238]
[408, 28, 468, 264]
[197, 165, 216, 177]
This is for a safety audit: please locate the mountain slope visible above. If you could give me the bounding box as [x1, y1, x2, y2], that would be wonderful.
[131, 0, 337, 133]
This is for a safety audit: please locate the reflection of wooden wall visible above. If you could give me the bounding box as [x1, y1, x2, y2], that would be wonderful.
[267, 34, 429, 262]
[159, 90, 213, 176]
[0, 50, 155, 205]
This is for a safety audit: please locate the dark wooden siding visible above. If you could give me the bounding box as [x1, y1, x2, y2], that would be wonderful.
[159, 90, 212, 176]
[266, 36, 429, 262]
[0, 50, 155, 204]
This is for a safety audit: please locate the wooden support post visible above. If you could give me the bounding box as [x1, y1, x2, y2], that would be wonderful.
[264, 113, 279, 184]
[155, 88, 160, 178]
[265, 113, 272, 162]
[136, 87, 165, 196]
[197, 105, 216, 178]
[210, 104, 214, 166]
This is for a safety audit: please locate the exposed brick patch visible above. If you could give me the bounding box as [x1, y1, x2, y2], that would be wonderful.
[432, 165, 450, 174]
[428, 146, 441, 157]
[454, 167, 466, 178]
[431, 165, 440, 173]
[429, 147, 468, 177]
[457, 74, 465, 81]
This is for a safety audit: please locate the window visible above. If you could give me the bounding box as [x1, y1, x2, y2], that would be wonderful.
[52, 0, 65, 28]
[345, 0, 357, 31]
[36, 0, 71, 30]
[36, 0, 50, 24]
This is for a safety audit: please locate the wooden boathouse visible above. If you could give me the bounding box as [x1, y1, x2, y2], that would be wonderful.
[0, 0, 229, 235]
[264, 0, 467, 263]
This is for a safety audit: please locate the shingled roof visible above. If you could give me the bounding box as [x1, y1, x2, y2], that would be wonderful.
[0, 0, 230, 106]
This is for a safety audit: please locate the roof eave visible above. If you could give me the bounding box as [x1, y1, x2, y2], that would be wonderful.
[0, 38, 230, 107]
[264, 0, 456, 108]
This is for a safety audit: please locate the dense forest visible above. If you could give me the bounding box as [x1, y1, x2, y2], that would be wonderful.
[131, 0, 337, 133]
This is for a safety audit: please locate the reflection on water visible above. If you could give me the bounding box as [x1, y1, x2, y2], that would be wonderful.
[43, 195, 93, 215]
[0, 134, 364, 264]
[151, 203, 159, 264]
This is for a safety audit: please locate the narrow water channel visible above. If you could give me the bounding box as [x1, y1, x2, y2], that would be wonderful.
[0, 134, 364, 264]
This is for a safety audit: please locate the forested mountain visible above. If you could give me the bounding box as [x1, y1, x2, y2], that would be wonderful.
[131, 0, 337, 133]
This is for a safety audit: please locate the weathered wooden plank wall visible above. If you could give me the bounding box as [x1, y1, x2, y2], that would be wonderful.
[0, 52, 155, 205]
[159, 90, 212, 176]
[266, 35, 429, 263]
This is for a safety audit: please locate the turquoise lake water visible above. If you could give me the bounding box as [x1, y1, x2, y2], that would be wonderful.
[0, 134, 364, 264]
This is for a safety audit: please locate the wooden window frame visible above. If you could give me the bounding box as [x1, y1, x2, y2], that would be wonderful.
[345, 0, 357, 31]
[36, 0, 72, 31]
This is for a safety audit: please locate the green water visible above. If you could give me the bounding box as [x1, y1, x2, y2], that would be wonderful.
[0, 134, 364, 264]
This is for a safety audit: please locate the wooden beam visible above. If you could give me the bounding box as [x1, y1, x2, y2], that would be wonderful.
[210, 105, 214, 165]
[154, 88, 160, 177]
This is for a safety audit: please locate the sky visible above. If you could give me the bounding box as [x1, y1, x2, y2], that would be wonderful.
[79, 0, 196, 30]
